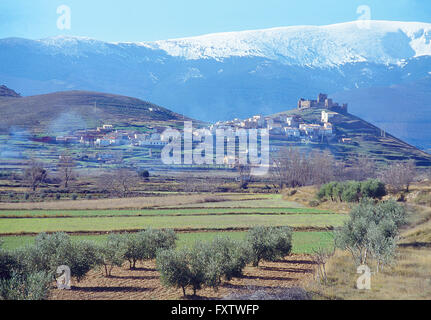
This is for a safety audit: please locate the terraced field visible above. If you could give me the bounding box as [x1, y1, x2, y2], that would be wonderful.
[0, 193, 344, 256]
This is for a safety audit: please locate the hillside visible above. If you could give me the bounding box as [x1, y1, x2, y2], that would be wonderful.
[0, 85, 21, 98]
[1, 21, 431, 151]
[272, 107, 431, 166]
[0, 90, 189, 135]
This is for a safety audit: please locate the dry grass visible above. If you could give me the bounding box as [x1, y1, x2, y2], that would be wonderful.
[282, 186, 351, 214]
[306, 199, 431, 300]
[0, 194, 240, 210]
[306, 248, 431, 300]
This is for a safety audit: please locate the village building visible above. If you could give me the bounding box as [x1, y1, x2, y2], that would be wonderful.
[298, 93, 348, 113]
[321, 110, 339, 123]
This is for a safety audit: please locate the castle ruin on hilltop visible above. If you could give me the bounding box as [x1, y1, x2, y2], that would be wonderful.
[298, 93, 348, 113]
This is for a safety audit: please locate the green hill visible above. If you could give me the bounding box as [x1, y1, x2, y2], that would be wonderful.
[0, 89, 190, 135]
[272, 107, 431, 166]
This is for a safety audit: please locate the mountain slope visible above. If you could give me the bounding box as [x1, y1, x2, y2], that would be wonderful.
[1, 21, 431, 149]
[0, 90, 189, 135]
[276, 107, 431, 166]
[144, 21, 431, 66]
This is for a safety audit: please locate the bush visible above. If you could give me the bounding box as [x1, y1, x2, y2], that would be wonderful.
[55, 194, 61, 200]
[139, 229, 177, 259]
[156, 237, 250, 296]
[209, 237, 250, 281]
[157, 248, 191, 296]
[20, 233, 97, 282]
[317, 179, 386, 203]
[24, 193, 30, 201]
[335, 199, 406, 271]
[97, 234, 127, 277]
[67, 240, 99, 282]
[0, 250, 20, 280]
[341, 181, 361, 202]
[246, 226, 292, 267]
[71, 194, 78, 201]
[138, 170, 150, 179]
[360, 179, 386, 199]
[308, 200, 320, 207]
[120, 230, 177, 269]
[0, 271, 52, 300]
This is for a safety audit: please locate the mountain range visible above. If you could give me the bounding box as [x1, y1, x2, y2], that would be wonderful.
[1, 20, 431, 151]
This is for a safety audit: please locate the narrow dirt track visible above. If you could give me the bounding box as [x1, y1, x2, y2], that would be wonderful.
[50, 254, 316, 300]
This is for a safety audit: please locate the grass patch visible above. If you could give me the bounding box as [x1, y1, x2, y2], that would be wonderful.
[0, 231, 334, 254]
[0, 214, 347, 234]
[0, 207, 332, 218]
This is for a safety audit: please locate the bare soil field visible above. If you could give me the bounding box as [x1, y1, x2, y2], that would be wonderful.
[50, 254, 316, 300]
[0, 194, 246, 210]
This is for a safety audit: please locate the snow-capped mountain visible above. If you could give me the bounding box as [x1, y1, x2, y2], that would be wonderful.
[1, 20, 431, 150]
[143, 21, 431, 67]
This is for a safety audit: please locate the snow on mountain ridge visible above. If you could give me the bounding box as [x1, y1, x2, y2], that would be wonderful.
[17, 20, 431, 67]
[142, 20, 431, 67]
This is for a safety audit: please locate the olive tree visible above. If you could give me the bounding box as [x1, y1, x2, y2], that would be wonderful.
[246, 226, 292, 267]
[335, 199, 406, 270]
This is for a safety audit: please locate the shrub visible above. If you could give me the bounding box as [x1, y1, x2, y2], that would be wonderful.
[97, 233, 127, 277]
[360, 179, 386, 199]
[0, 250, 20, 280]
[24, 193, 30, 200]
[341, 181, 361, 202]
[22, 233, 97, 282]
[157, 248, 191, 296]
[138, 169, 150, 179]
[121, 230, 177, 269]
[71, 194, 78, 201]
[139, 229, 177, 259]
[55, 194, 61, 200]
[156, 237, 250, 296]
[0, 271, 52, 300]
[308, 200, 320, 207]
[67, 240, 99, 282]
[209, 237, 251, 281]
[246, 226, 292, 267]
[317, 179, 386, 203]
[335, 199, 406, 271]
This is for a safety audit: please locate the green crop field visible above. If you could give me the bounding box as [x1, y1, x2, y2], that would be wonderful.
[0, 213, 347, 234]
[0, 207, 331, 218]
[0, 231, 334, 254]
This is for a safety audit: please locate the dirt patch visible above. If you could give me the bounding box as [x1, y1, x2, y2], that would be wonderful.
[50, 254, 316, 300]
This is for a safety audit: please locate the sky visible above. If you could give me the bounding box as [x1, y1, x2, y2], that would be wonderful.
[0, 0, 430, 42]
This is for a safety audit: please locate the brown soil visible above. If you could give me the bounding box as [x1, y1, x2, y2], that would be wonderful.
[50, 254, 316, 300]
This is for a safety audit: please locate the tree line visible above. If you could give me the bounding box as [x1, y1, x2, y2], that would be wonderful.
[0, 226, 293, 299]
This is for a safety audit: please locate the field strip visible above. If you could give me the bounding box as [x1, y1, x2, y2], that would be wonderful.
[0, 194, 273, 210]
[0, 207, 334, 218]
[0, 231, 335, 254]
[0, 226, 335, 237]
[0, 213, 347, 234]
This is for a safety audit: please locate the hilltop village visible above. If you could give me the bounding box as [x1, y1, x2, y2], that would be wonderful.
[211, 94, 350, 143]
[40, 94, 350, 158]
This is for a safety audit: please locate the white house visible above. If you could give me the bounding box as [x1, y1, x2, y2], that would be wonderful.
[321, 110, 338, 123]
[95, 138, 111, 146]
[284, 127, 300, 137]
